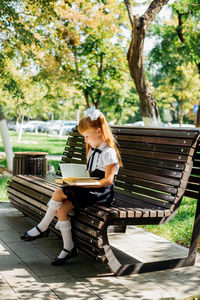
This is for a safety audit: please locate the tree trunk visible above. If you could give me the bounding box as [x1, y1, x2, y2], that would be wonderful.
[59, 109, 66, 137]
[0, 111, 14, 172]
[179, 100, 184, 125]
[83, 90, 90, 108]
[127, 15, 161, 126]
[124, 0, 169, 127]
[17, 114, 24, 143]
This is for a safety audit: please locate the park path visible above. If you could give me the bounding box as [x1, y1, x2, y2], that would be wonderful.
[0, 201, 200, 299]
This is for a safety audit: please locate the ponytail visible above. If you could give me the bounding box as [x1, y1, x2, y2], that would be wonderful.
[99, 114, 123, 167]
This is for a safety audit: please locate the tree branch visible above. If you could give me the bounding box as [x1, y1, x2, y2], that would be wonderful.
[83, 90, 90, 108]
[124, 0, 133, 27]
[176, 11, 184, 43]
[143, 0, 170, 29]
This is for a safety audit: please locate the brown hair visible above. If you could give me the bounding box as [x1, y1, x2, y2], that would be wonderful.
[78, 113, 123, 167]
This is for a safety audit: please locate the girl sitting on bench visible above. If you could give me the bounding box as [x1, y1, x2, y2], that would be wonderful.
[20, 107, 122, 266]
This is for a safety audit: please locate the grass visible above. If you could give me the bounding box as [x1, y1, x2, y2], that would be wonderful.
[0, 131, 67, 155]
[0, 176, 11, 202]
[48, 160, 60, 171]
[0, 131, 64, 202]
[139, 196, 196, 248]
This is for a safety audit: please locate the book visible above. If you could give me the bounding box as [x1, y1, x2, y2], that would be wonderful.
[57, 163, 100, 186]
[63, 177, 100, 186]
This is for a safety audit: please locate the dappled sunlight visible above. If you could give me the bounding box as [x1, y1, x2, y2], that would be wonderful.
[0, 243, 10, 256]
[0, 203, 200, 299]
[108, 225, 189, 264]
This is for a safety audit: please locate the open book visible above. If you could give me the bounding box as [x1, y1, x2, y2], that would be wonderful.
[57, 163, 100, 186]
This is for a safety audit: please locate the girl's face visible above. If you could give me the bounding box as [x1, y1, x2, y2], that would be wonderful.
[82, 128, 103, 147]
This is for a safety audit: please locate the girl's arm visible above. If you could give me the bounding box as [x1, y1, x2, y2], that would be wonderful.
[98, 163, 116, 187]
[82, 163, 116, 188]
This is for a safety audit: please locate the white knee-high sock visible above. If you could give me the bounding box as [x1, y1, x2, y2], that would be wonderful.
[55, 220, 74, 259]
[27, 198, 62, 237]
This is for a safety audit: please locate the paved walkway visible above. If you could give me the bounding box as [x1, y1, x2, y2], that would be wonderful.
[0, 202, 200, 300]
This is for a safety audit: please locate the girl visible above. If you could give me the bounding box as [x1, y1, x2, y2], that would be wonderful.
[20, 107, 122, 266]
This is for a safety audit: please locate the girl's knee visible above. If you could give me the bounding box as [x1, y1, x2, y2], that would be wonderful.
[53, 188, 67, 201]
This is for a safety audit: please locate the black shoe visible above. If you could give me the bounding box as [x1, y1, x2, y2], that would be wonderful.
[51, 246, 78, 266]
[20, 225, 50, 242]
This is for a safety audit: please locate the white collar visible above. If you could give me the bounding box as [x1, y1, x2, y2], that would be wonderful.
[96, 141, 108, 151]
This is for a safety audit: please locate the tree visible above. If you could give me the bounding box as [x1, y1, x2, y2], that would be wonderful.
[147, 0, 200, 126]
[0, 0, 140, 125]
[0, 111, 13, 172]
[154, 63, 200, 125]
[172, 0, 200, 74]
[124, 0, 169, 126]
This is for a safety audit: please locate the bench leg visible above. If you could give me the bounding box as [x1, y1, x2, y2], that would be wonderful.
[98, 220, 198, 276]
[102, 247, 195, 275]
[107, 226, 126, 233]
[188, 195, 200, 264]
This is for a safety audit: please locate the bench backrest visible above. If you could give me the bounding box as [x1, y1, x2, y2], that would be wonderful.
[59, 126, 200, 213]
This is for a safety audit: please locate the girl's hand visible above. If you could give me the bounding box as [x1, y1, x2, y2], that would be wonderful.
[82, 163, 116, 188]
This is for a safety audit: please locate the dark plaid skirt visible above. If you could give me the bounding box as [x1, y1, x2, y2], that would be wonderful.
[62, 169, 115, 208]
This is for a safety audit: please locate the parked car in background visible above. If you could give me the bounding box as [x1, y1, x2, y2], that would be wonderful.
[40, 120, 78, 135]
[40, 120, 62, 134]
[8, 122, 17, 130]
[23, 121, 46, 132]
[62, 121, 78, 135]
[125, 121, 144, 127]
[124, 121, 168, 127]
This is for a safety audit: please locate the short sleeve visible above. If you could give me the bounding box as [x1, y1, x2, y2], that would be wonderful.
[102, 147, 119, 167]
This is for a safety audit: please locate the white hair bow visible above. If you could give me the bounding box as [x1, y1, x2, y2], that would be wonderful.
[84, 106, 101, 121]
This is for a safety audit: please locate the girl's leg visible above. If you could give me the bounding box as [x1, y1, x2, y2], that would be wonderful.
[54, 200, 75, 260]
[26, 188, 67, 237]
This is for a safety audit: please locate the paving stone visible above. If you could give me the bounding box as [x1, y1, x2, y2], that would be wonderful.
[0, 239, 12, 254]
[0, 274, 18, 299]
[41, 274, 101, 300]
[165, 265, 200, 285]
[21, 255, 69, 277]
[5, 216, 36, 233]
[0, 251, 24, 272]
[113, 275, 175, 299]
[1, 202, 200, 300]
[62, 251, 109, 277]
[79, 276, 136, 300]
[31, 235, 63, 258]
[0, 221, 14, 231]
[1, 269, 59, 299]
[6, 241, 47, 259]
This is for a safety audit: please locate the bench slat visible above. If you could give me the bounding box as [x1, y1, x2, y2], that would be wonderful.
[119, 169, 180, 186]
[115, 181, 175, 203]
[122, 162, 183, 179]
[118, 140, 191, 155]
[120, 148, 190, 162]
[116, 176, 178, 195]
[11, 176, 55, 196]
[115, 135, 195, 147]
[9, 182, 50, 203]
[112, 127, 199, 138]
[75, 211, 106, 230]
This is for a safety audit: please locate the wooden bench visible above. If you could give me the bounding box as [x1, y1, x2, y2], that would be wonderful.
[7, 126, 200, 275]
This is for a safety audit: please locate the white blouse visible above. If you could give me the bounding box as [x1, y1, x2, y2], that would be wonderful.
[87, 142, 119, 175]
